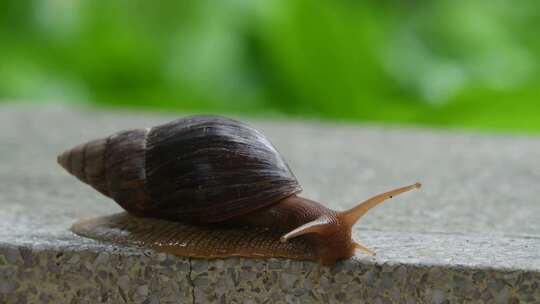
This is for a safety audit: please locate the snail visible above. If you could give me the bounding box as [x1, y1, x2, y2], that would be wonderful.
[58, 115, 421, 265]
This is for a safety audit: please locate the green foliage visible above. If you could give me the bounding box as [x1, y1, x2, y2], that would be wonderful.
[1, 0, 539, 132]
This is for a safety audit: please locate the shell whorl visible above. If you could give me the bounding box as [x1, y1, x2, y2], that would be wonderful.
[57, 128, 153, 214]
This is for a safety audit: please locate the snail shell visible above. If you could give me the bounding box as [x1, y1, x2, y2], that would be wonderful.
[58, 115, 301, 223]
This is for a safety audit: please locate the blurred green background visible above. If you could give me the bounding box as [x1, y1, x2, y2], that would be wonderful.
[1, 0, 539, 132]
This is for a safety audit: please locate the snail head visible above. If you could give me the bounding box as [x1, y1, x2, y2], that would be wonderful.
[280, 183, 422, 265]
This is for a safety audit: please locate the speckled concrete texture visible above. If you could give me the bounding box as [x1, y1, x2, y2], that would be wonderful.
[2, 242, 539, 303]
[1, 104, 540, 303]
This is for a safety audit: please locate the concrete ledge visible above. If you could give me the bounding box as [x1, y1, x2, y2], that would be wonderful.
[2, 232, 540, 303]
[1, 104, 540, 303]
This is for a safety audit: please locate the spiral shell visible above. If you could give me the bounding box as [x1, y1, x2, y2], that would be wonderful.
[58, 115, 302, 223]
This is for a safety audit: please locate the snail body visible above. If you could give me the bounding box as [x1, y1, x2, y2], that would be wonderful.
[59, 115, 420, 265]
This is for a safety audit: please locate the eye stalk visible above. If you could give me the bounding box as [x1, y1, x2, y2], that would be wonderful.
[340, 182, 421, 226]
[280, 215, 335, 243]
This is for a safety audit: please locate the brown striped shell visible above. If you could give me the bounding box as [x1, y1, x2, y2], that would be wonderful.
[58, 115, 302, 223]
